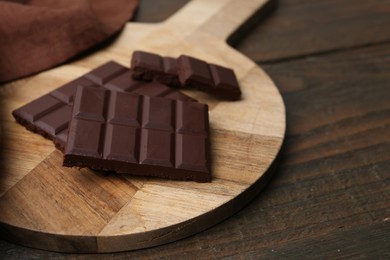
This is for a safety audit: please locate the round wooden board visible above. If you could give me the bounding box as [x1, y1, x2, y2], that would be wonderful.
[0, 0, 285, 253]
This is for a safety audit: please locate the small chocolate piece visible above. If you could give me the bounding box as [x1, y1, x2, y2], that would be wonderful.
[177, 55, 241, 100]
[177, 55, 214, 88]
[64, 86, 211, 182]
[130, 51, 241, 100]
[12, 61, 196, 151]
[131, 51, 181, 87]
[209, 63, 241, 100]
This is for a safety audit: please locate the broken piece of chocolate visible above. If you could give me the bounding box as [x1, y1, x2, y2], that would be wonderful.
[130, 51, 241, 100]
[63, 86, 212, 182]
[131, 51, 181, 87]
[12, 61, 196, 151]
[178, 55, 241, 100]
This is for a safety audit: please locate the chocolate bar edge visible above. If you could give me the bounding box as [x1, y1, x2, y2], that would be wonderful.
[12, 110, 66, 151]
[63, 154, 212, 183]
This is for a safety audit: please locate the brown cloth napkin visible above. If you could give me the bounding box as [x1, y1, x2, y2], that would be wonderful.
[0, 0, 138, 83]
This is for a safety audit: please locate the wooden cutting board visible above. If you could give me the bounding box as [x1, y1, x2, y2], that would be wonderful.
[0, 0, 285, 253]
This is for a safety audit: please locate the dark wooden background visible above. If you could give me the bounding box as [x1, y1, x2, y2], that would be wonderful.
[1, 0, 389, 258]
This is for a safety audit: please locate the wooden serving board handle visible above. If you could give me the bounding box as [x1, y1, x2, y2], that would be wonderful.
[0, 0, 285, 253]
[163, 0, 270, 40]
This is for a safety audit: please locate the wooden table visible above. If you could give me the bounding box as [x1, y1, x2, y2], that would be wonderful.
[1, 0, 389, 258]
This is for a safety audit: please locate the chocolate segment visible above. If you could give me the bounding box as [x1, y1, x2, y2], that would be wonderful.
[12, 61, 196, 151]
[64, 86, 211, 182]
[177, 55, 241, 100]
[209, 64, 241, 100]
[177, 55, 213, 88]
[130, 51, 241, 100]
[131, 51, 180, 87]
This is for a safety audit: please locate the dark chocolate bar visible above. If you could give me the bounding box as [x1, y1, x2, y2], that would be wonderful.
[131, 51, 241, 100]
[12, 61, 196, 151]
[63, 86, 211, 182]
[131, 51, 181, 87]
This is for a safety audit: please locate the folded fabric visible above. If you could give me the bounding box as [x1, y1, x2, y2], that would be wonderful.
[0, 0, 138, 83]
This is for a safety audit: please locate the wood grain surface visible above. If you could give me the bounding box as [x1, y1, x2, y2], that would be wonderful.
[237, 0, 390, 62]
[0, 0, 285, 254]
[1, 0, 390, 258]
